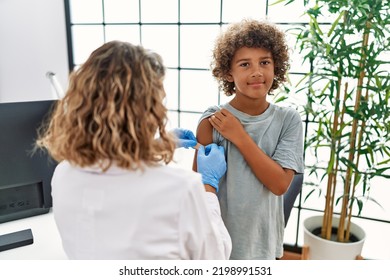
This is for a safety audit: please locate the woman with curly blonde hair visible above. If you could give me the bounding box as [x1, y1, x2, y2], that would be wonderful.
[37, 40, 231, 259]
[194, 19, 304, 259]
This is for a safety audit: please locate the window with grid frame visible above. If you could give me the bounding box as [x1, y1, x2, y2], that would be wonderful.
[64, 0, 390, 260]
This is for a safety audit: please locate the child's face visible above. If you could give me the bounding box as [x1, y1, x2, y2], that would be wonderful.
[227, 47, 275, 100]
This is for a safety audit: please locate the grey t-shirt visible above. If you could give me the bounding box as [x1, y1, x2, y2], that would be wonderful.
[199, 102, 304, 259]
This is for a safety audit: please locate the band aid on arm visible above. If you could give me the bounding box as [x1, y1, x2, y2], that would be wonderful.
[193, 143, 202, 150]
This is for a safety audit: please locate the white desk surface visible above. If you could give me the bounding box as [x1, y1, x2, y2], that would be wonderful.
[0, 209, 67, 260]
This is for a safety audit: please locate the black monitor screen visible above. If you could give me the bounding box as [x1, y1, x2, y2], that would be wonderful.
[0, 100, 58, 223]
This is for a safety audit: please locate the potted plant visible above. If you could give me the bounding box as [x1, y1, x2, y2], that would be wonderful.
[276, 0, 390, 259]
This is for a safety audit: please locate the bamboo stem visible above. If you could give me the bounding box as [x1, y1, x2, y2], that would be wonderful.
[346, 88, 369, 240]
[337, 18, 371, 242]
[322, 72, 343, 240]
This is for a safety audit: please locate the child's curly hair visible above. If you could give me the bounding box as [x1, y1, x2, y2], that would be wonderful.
[37, 41, 176, 171]
[212, 19, 290, 96]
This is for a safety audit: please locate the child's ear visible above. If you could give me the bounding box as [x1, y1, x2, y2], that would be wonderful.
[226, 74, 234, 82]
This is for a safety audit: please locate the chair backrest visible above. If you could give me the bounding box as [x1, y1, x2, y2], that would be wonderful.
[283, 173, 304, 227]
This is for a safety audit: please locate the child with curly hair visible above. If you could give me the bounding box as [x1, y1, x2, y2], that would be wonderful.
[37, 40, 231, 259]
[194, 19, 304, 259]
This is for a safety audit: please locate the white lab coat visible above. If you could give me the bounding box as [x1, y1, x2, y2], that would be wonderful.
[51, 161, 232, 260]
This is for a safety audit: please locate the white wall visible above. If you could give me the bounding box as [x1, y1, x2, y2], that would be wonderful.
[0, 0, 68, 103]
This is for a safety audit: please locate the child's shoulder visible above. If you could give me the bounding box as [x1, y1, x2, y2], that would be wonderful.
[272, 103, 300, 116]
[200, 105, 222, 119]
[271, 104, 302, 128]
[204, 105, 222, 113]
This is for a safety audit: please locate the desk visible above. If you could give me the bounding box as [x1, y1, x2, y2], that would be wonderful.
[0, 209, 67, 259]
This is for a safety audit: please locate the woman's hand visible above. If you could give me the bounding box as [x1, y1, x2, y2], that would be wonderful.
[171, 128, 198, 149]
[197, 143, 226, 192]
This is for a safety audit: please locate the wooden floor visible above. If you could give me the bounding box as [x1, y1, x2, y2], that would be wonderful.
[280, 250, 303, 260]
[280, 247, 365, 260]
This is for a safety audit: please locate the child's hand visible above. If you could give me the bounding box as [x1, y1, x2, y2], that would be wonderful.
[208, 109, 246, 143]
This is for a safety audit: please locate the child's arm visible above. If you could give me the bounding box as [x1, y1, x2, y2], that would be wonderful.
[192, 117, 214, 172]
[207, 108, 294, 196]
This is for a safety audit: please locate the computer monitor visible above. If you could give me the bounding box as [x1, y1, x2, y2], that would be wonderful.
[0, 99, 58, 223]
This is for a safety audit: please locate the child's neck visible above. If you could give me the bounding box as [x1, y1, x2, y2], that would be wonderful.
[229, 97, 270, 116]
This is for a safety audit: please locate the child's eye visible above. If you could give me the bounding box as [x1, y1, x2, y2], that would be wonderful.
[261, 60, 271, 65]
[239, 62, 249, 67]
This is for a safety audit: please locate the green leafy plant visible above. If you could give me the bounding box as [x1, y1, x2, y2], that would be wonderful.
[277, 0, 390, 242]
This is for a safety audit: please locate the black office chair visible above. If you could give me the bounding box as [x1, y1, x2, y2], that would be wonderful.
[283, 173, 304, 227]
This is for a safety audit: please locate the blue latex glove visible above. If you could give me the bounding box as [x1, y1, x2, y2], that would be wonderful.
[197, 143, 227, 192]
[172, 128, 197, 149]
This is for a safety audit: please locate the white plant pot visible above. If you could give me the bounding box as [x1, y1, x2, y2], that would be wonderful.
[303, 215, 366, 260]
